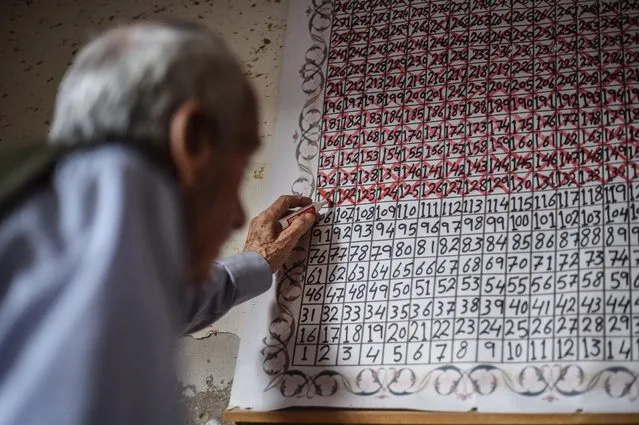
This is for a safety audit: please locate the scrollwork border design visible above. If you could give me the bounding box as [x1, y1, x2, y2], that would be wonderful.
[290, 0, 332, 198]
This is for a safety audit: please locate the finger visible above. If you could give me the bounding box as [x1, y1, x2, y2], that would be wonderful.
[279, 212, 316, 244]
[266, 195, 313, 218]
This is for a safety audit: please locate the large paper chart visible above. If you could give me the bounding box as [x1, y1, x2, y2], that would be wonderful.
[230, 0, 639, 412]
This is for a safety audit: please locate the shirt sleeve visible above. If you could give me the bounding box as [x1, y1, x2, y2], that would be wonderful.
[181, 251, 273, 334]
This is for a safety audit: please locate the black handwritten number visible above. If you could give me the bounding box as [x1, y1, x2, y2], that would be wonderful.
[366, 346, 380, 363]
[437, 278, 455, 294]
[300, 326, 317, 343]
[309, 248, 327, 263]
[301, 307, 316, 323]
[534, 232, 554, 250]
[342, 346, 352, 361]
[531, 318, 552, 336]
[462, 257, 481, 273]
[343, 304, 361, 321]
[484, 341, 496, 359]
[434, 343, 448, 361]
[392, 281, 410, 298]
[348, 265, 366, 281]
[607, 315, 630, 333]
[556, 338, 575, 360]
[392, 261, 414, 278]
[349, 244, 370, 261]
[409, 321, 428, 341]
[353, 325, 362, 342]
[367, 323, 385, 342]
[461, 276, 480, 291]
[325, 285, 344, 303]
[484, 276, 505, 294]
[311, 228, 327, 244]
[306, 266, 323, 284]
[456, 341, 468, 359]
[432, 320, 451, 339]
[512, 233, 531, 250]
[455, 317, 476, 335]
[460, 298, 479, 315]
[531, 274, 553, 293]
[305, 286, 323, 302]
[581, 337, 602, 359]
[328, 265, 346, 283]
[318, 345, 331, 363]
[414, 278, 431, 296]
[610, 271, 629, 290]
[484, 256, 505, 271]
[348, 283, 366, 301]
[582, 317, 596, 333]
[416, 239, 428, 255]
[506, 341, 523, 361]
[421, 301, 432, 318]
[389, 303, 409, 320]
[529, 339, 548, 361]
[321, 305, 339, 322]
[412, 343, 424, 361]
[371, 262, 389, 279]
[368, 281, 388, 300]
[616, 338, 632, 360]
[414, 260, 426, 276]
[394, 241, 413, 257]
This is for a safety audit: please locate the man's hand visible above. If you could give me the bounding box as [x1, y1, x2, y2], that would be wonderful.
[244, 195, 317, 272]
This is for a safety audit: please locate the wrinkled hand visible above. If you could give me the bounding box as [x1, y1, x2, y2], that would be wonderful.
[244, 195, 317, 272]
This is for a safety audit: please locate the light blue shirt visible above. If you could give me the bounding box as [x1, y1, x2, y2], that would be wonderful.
[0, 145, 272, 424]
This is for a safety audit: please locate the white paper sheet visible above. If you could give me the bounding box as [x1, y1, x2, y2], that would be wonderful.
[229, 0, 639, 412]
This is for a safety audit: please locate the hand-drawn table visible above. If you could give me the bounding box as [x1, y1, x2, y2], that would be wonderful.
[227, 0, 639, 421]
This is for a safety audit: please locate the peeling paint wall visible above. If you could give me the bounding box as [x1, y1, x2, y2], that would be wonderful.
[178, 333, 241, 425]
[0, 0, 289, 423]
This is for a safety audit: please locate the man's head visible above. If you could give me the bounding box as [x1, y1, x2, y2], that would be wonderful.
[49, 20, 259, 281]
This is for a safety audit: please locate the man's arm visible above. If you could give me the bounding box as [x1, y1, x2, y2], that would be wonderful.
[181, 195, 317, 334]
[182, 252, 271, 334]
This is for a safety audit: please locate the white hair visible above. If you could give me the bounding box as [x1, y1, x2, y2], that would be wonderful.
[49, 20, 252, 150]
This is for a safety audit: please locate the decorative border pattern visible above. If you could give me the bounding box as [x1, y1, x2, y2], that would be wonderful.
[260, 0, 332, 388]
[289, 0, 333, 198]
[260, 0, 639, 406]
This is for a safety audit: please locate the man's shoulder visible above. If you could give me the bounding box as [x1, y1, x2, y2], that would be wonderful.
[0, 144, 184, 425]
[0, 142, 186, 355]
[0, 143, 184, 295]
[56, 144, 174, 189]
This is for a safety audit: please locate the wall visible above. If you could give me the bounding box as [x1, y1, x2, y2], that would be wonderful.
[0, 0, 289, 423]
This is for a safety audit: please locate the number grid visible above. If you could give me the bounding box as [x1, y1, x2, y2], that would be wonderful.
[292, 0, 639, 368]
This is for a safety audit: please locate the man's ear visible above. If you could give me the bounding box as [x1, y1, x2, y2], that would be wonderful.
[168, 100, 216, 187]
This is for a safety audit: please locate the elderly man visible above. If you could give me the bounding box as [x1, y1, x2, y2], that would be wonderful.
[0, 20, 316, 424]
